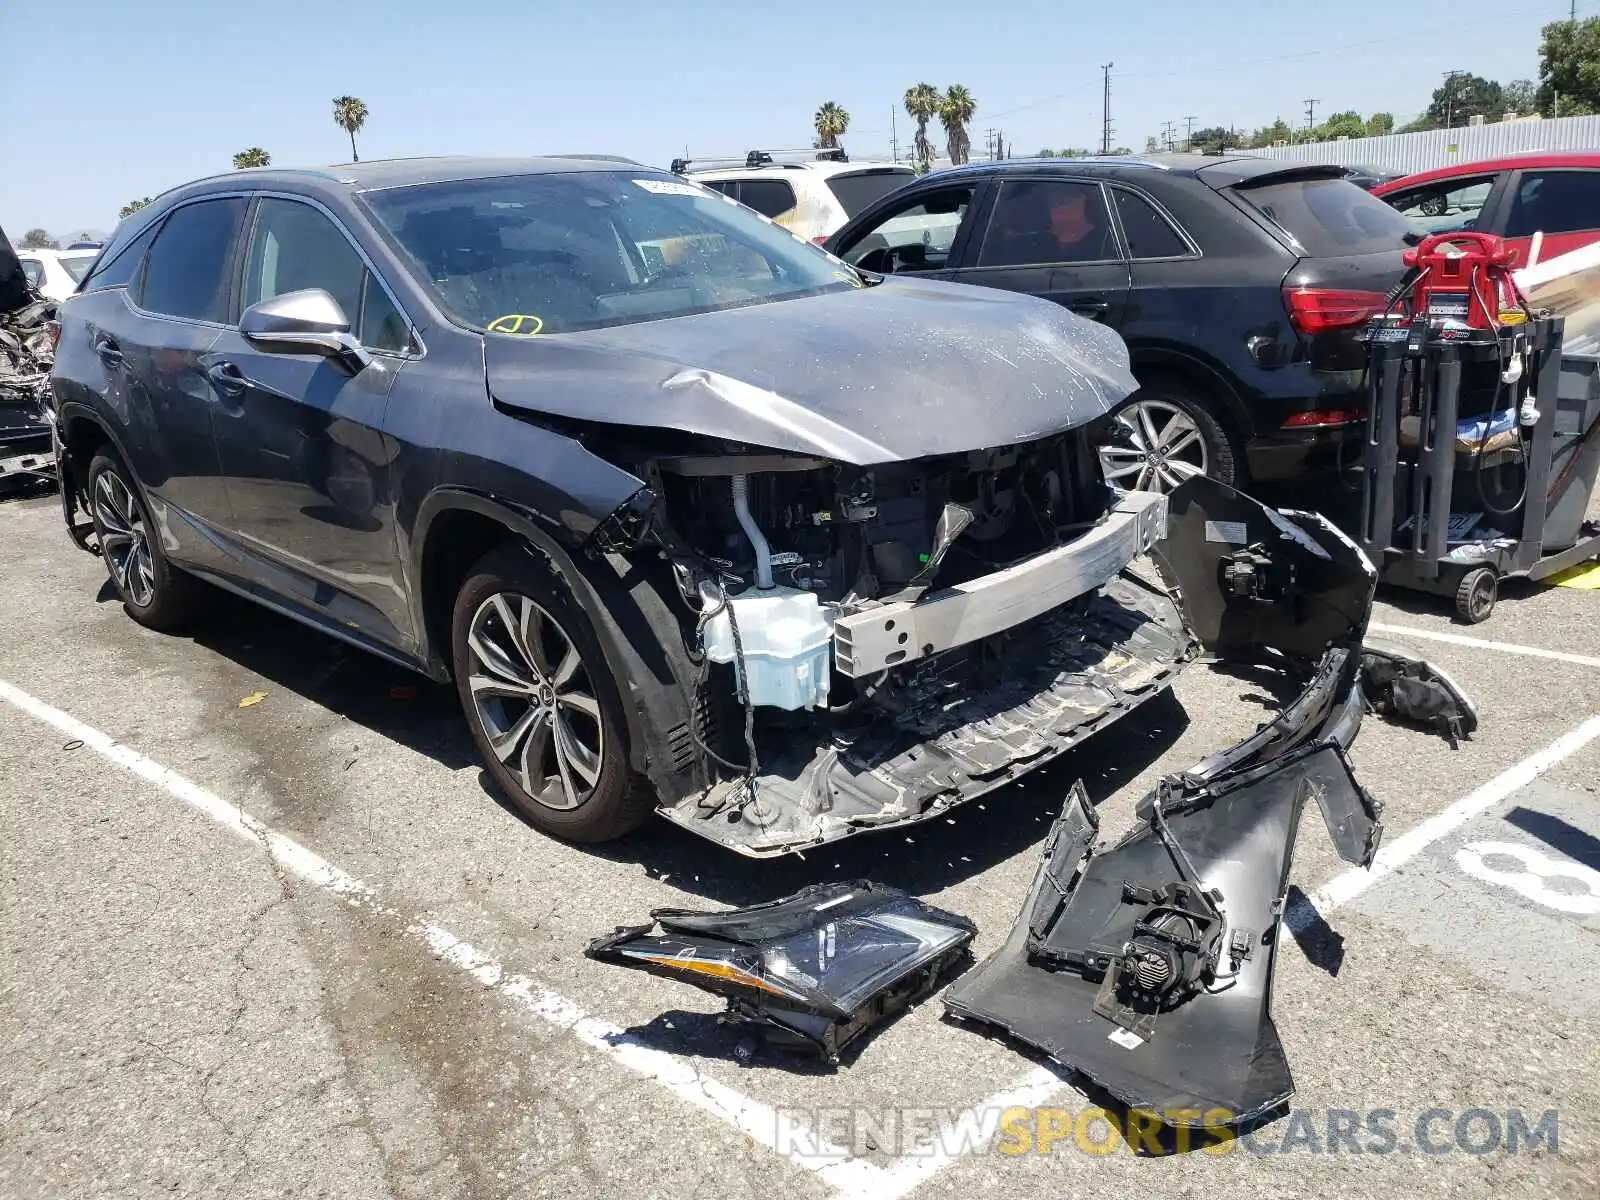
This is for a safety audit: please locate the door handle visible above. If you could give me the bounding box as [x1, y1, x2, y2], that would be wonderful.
[1066, 298, 1111, 319]
[92, 335, 123, 366]
[204, 360, 247, 396]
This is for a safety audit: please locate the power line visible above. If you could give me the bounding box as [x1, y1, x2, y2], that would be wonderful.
[1303, 97, 1320, 136]
[1183, 115, 1196, 151]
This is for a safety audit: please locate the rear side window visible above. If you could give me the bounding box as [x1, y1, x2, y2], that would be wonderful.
[738, 179, 798, 220]
[826, 169, 914, 218]
[21, 259, 44, 289]
[82, 219, 163, 293]
[1504, 170, 1600, 238]
[1113, 189, 1192, 259]
[60, 256, 97, 282]
[139, 198, 248, 321]
[1237, 176, 1414, 256]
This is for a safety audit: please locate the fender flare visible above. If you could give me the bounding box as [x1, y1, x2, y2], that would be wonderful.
[411, 487, 699, 795]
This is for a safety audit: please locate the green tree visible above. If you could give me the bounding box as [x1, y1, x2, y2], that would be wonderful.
[119, 198, 153, 219]
[1248, 119, 1294, 148]
[1366, 111, 1395, 136]
[1428, 73, 1503, 127]
[939, 85, 976, 166]
[904, 83, 942, 173]
[1109, 145, 1133, 155]
[20, 229, 57, 249]
[1503, 79, 1537, 117]
[1188, 125, 1232, 153]
[813, 101, 849, 149]
[1037, 148, 1057, 157]
[332, 95, 369, 163]
[232, 147, 271, 169]
[1538, 18, 1600, 116]
[1317, 110, 1367, 140]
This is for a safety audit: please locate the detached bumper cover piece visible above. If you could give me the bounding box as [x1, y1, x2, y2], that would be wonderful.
[946, 475, 1463, 1125]
[586, 881, 975, 1064]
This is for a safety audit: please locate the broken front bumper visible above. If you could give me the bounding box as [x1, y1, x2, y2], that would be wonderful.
[833, 491, 1168, 676]
[943, 476, 1474, 1125]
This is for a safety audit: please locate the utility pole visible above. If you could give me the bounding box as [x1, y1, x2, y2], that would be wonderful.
[1160, 120, 1177, 150]
[1442, 69, 1462, 128]
[1183, 115, 1196, 151]
[890, 106, 898, 164]
[1303, 98, 1320, 139]
[1101, 62, 1114, 154]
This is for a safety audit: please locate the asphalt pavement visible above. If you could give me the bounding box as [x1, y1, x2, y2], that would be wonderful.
[2, 486, 1598, 1200]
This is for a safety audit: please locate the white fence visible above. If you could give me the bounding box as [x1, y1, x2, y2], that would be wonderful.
[1242, 115, 1600, 176]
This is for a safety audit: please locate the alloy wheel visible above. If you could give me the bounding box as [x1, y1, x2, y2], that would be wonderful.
[1098, 399, 1210, 493]
[93, 470, 155, 607]
[465, 592, 605, 811]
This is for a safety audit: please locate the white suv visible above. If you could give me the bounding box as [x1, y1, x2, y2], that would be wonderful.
[682, 151, 914, 243]
[16, 247, 101, 301]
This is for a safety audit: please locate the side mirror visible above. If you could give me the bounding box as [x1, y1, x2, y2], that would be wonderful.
[240, 288, 372, 373]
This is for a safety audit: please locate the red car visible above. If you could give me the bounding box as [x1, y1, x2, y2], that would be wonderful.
[1372, 152, 1600, 266]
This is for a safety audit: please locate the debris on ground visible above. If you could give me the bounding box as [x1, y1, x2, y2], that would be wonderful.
[587, 881, 976, 1064]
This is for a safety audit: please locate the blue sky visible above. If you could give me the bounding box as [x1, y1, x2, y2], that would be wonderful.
[1, 0, 1586, 235]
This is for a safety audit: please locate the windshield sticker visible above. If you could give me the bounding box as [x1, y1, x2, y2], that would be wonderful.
[632, 178, 706, 198]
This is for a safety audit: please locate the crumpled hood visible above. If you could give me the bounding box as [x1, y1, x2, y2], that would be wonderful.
[483, 275, 1138, 464]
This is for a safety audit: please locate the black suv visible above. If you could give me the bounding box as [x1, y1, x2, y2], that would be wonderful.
[825, 154, 1415, 492]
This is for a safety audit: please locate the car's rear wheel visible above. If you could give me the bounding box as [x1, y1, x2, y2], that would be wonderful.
[451, 544, 648, 843]
[86, 451, 207, 630]
[1098, 384, 1239, 492]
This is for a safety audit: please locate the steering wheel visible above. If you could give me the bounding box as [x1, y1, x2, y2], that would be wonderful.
[486, 314, 545, 336]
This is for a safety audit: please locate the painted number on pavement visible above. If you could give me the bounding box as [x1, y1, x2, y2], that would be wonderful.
[1454, 840, 1600, 915]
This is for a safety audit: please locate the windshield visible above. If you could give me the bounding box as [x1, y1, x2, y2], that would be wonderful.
[1237, 176, 1417, 257]
[60, 254, 97, 282]
[364, 171, 860, 333]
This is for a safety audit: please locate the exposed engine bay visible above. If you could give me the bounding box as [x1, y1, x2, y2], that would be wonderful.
[596, 426, 1183, 855]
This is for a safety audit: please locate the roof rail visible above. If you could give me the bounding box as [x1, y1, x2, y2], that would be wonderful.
[671, 146, 848, 174]
[548, 153, 644, 165]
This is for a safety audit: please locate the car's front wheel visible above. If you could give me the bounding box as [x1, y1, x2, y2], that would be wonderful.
[86, 450, 207, 630]
[451, 544, 648, 843]
[1098, 384, 1239, 493]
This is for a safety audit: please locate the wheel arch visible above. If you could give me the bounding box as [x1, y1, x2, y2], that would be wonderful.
[1125, 343, 1255, 441]
[412, 488, 701, 799]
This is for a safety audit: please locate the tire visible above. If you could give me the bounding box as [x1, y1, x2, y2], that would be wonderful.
[451, 542, 648, 843]
[86, 451, 207, 631]
[1098, 381, 1241, 493]
[1454, 567, 1497, 625]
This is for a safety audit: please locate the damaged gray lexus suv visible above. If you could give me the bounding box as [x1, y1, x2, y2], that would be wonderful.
[49, 156, 1461, 856]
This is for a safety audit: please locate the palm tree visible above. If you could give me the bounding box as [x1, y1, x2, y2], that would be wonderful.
[814, 101, 850, 149]
[904, 83, 941, 173]
[232, 147, 271, 169]
[332, 96, 369, 163]
[119, 198, 153, 219]
[939, 85, 976, 166]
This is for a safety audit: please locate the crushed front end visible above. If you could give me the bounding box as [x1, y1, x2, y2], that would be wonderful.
[0, 229, 57, 491]
[596, 425, 1192, 855]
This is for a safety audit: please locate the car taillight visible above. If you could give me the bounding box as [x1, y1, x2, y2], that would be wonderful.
[811, 235, 830, 245]
[45, 320, 61, 352]
[1284, 287, 1388, 334]
[1281, 409, 1364, 429]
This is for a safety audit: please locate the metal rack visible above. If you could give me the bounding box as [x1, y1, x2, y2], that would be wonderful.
[1356, 313, 1600, 621]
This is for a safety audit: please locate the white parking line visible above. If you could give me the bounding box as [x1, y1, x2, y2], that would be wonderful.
[0, 676, 888, 1200]
[1288, 713, 1600, 924]
[1369, 622, 1600, 670]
